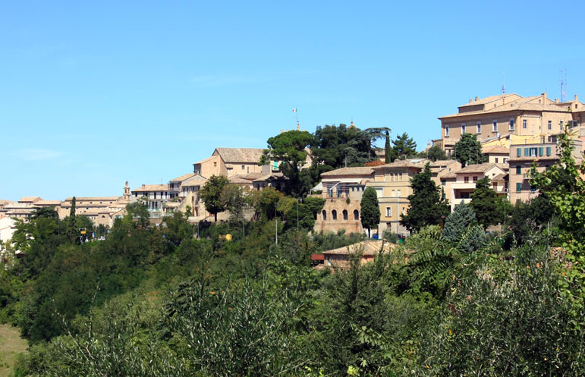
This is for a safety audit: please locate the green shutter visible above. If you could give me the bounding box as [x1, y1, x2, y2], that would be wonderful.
[539, 147, 544, 156]
[524, 148, 529, 156]
[516, 182, 522, 192]
[516, 166, 521, 174]
[517, 148, 522, 157]
[546, 146, 551, 156]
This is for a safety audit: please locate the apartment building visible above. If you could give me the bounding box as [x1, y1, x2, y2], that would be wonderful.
[437, 93, 584, 156]
[447, 163, 507, 210]
[130, 184, 170, 219]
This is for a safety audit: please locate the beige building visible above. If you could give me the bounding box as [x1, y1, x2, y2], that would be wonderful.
[313, 167, 375, 234]
[367, 159, 429, 236]
[130, 184, 170, 219]
[447, 163, 507, 210]
[437, 93, 584, 156]
[508, 139, 583, 203]
[193, 148, 272, 178]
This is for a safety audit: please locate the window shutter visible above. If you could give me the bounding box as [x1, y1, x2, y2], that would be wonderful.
[516, 182, 522, 192]
[524, 148, 529, 156]
[539, 147, 544, 156]
[517, 148, 522, 157]
[546, 147, 551, 156]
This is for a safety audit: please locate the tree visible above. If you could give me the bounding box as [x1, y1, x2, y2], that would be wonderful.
[260, 130, 313, 197]
[424, 145, 448, 162]
[391, 132, 417, 161]
[360, 187, 380, 237]
[453, 133, 485, 167]
[67, 196, 77, 243]
[384, 130, 391, 163]
[400, 163, 450, 232]
[470, 176, 501, 229]
[443, 203, 476, 242]
[220, 184, 249, 223]
[200, 175, 230, 222]
[364, 127, 391, 160]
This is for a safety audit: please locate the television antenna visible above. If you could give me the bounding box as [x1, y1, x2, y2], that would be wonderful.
[560, 69, 567, 102]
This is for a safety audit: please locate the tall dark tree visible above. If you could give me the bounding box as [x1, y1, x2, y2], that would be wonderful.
[470, 176, 501, 229]
[311, 124, 371, 169]
[200, 175, 230, 222]
[384, 130, 391, 163]
[360, 187, 380, 237]
[453, 133, 485, 167]
[391, 132, 417, 161]
[400, 163, 450, 232]
[67, 196, 77, 243]
[260, 130, 313, 197]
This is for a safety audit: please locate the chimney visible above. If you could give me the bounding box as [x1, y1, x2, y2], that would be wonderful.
[542, 93, 547, 103]
[555, 98, 559, 103]
[575, 94, 579, 101]
[469, 99, 473, 103]
[475, 96, 479, 101]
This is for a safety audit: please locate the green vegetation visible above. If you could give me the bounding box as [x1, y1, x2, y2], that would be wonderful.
[400, 163, 450, 232]
[360, 187, 380, 237]
[453, 133, 486, 167]
[3, 128, 585, 376]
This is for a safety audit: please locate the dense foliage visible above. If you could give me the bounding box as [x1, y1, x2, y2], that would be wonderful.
[453, 133, 486, 167]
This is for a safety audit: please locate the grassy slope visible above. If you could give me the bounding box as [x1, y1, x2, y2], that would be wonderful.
[0, 324, 27, 377]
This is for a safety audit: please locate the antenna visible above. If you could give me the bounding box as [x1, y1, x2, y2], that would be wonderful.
[501, 71, 506, 94]
[292, 107, 299, 129]
[560, 69, 567, 102]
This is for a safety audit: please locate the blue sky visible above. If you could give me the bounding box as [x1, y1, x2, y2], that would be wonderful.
[1, 0, 584, 201]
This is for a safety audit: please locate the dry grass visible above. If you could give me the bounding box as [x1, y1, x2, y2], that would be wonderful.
[0, 324, 28, 377]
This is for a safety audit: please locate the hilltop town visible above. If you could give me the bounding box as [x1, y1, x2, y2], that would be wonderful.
[2, 91, 584, 245]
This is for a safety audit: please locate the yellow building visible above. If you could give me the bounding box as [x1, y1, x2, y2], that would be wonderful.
[438, 93, 583, 156]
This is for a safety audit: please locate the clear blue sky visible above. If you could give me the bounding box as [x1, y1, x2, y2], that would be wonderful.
[1, 0, 584, 201]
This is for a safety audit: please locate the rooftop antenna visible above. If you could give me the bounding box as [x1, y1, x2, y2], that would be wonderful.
[501, 71, 506, 94]
[560, 69, 567, 102]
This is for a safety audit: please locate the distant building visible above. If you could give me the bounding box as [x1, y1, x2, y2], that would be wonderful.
[130, 184, 170, 219]
[437, 93, 584, 156]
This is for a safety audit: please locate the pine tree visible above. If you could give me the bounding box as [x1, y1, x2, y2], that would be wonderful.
[384, 130, 391, 163]
[470, 176, 501, 229]
[360, 187, 380, 237]
[400, 164, 450, 232]
[443, 203, 476, 242]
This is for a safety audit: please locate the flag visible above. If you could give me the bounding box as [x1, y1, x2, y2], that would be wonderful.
[292, 108, 297, 112]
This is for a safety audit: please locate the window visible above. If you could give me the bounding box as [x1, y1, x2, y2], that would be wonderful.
[516, 166, 522, 175]
[386, 207, 392, 217]
[213, 162, 217, 167]
[461, 123, 466, 134]
[353, 210, 359, 220]
[445, 125, 449, 137]
[477, 121, 481, 134]
[517, 148, 522, 157]
[516, 183, 522, 192]
[548, 120, 552, 130]
[509, 119, 515, 131]
[332, 210, 337, 220]
[241, 164, 245, 170]
[523, 119, 527, 129]
[492, 121, 498, 132]
[546, 146, 551, 156]
[495, 158, 499, 163]
[154, 192, 157, 199]
[343, 210, 348, 220]
[504, 158, 509, 163]
[473, 176, 478, 182]
[322, 210, 326, 221]
[464, 176, 469, 183]
[397, 190, 401, 197]
[560, 120, 564, 129]
[441, 180, 446, 186]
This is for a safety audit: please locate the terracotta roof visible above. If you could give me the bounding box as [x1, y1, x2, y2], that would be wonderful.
[170, 173, 196, 183]
[193, 155, 219, 165]
[456, 163, 504, 174]
[252, 173, 285, 182]
[182, 175, 207, 187]
[131, 184, 169, 193]
[18, 196, 41, 203]
[373, 159, 428, 170]
[214, 148, 264, 163]
[35, 200, 61, 205]
[322, 240, 396, 256]
[440, 172, 458, 179]
[441, 94, 574, 120]
[64, 196, 120, 201]
[320, 167, 375, 177]
[0, 200, 14, 207]
[483, 146, 510, 154]
[429, 159, 457, 168]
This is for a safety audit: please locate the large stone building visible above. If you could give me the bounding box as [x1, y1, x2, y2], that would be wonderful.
[313, 167, 375, 234]
[437, 93, 584, 156]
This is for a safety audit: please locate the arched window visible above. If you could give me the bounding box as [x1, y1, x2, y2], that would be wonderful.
[322, 210, 327, 221]
[343, 209, 348, 220]
[353, 210, 359, 220]
[332, 210, 337, 220]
